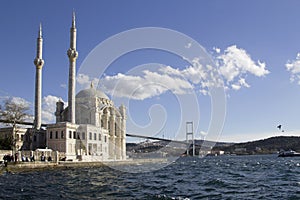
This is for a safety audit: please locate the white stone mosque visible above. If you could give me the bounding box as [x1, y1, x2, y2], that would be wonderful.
[0, 13, 127, 161]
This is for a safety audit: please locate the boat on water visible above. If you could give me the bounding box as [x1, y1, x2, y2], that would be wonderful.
[278, 150, 300, 157]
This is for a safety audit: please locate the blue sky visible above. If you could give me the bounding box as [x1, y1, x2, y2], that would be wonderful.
[1, 1, 300, 142]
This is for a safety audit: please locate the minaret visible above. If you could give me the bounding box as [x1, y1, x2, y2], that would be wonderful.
[33, 23, 44, 130]
[67, 11, 78, 123]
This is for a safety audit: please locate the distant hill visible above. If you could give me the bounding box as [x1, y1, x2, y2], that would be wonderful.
[213, 136, 300, 155]
[127, 136, 300, 156]
[126, 139, 235, 157]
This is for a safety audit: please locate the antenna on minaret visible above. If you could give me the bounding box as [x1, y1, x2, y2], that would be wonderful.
[39, 23, 42, 38]
[72, 10, 76, 28]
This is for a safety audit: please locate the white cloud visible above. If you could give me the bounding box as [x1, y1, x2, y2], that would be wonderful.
[286, 53, 300, 84]
[159, 60, 222, 90]
[213, 47, 221, 53]
[0, 96, 31, 111]
[231, 78, 250, 91]
[77, 45, 269, 100]
[41, 95, 66, 124]
[77, 73, 90, 86]
[101, 70, 193, 100]
[100, 57, 225, 100]
[199, 89, 209, 96]
[9, 96, 31, 108]
[76, 74, 100, 90]
[185, 42, 192, 49]
[231, 84, 241, 91]
[217, 45, 269, 90]
[238, 78, 250, 88]
[60, 83, 67, 89]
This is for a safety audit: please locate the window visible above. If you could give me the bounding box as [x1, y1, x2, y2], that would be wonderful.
[33, 135, 37, 142]
[94, 133, 97, 140]
[82, 132, 85, 140]
[21, 135, 24, 141]
[55, 131, 58, 139]
[98, 133, 101, 141]
[108, 121, 110, 131]
[115, 122, 117, 136]
[73, 131, 76, 139]
[104, 135, 107, 143]
[69, 131, 72, 139]
[77, 132, 80, 139]
[50, 131, 53, 139]
[89, 132, 92, 140]
[61, 131, 64, 139]
[101, 119, 104, 128]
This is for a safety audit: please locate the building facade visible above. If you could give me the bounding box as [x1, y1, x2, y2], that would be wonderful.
[0, 13, 127, 162]
[47, 85, 127, 161]
[45, 13, 126, 161]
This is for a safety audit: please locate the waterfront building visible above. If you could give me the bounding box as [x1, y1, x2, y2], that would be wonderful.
[0, 13, 127, 161]
[0, 127, 27, 151]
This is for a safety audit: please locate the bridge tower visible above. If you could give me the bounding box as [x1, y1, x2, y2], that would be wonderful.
[186, 121, 195, 156]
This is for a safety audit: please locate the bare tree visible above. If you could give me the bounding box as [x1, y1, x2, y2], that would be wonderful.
[0, 98, 31, 151]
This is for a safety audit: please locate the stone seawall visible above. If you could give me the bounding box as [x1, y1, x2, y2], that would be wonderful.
[0, 158, 168, 174]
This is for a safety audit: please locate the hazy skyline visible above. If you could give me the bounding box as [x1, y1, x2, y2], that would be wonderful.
[1, 1, 300, 142]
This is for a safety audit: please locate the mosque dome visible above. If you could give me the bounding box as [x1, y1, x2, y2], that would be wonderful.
[76, 87, 109, 99]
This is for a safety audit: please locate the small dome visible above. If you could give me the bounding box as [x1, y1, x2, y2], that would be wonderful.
[76, 88, 109, 99]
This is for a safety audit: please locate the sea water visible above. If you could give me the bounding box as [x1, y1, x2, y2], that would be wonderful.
[0, 154, 300, 199]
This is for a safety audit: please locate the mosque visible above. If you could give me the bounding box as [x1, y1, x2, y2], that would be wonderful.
[0, 13, 127, 161]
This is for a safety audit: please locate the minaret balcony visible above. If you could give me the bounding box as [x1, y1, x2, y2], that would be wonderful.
[34, 58, 44, 68]
[67, 48, 78, 61]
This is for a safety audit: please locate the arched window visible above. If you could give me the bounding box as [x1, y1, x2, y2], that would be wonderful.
[55, 131, 58, 139]
[50, 131, 53, 139]
[61, 131, 64, 139]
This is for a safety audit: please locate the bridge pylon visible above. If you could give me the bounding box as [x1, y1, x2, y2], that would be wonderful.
[186, 121, 195, 156]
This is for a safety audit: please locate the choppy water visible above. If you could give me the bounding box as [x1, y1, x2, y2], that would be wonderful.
[1, 155, 300, 199]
